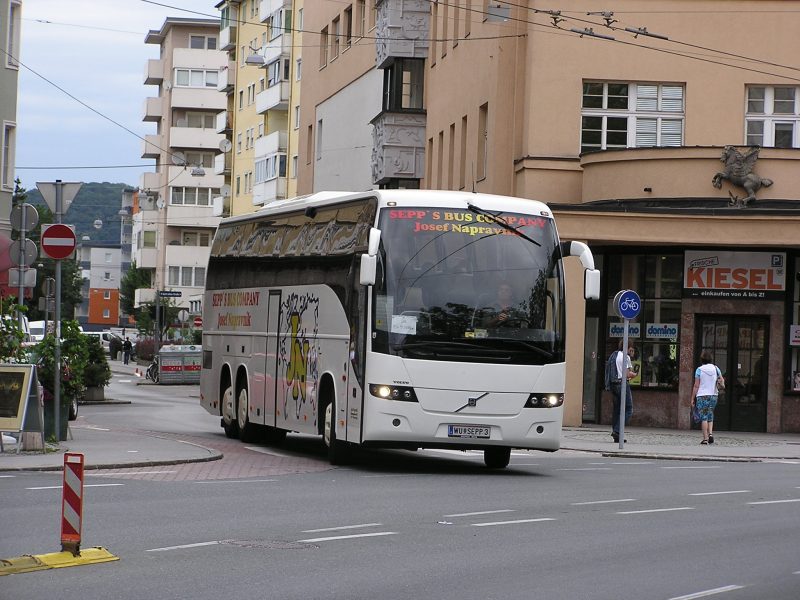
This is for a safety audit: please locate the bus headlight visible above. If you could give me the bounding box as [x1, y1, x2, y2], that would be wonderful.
[524, 393, 564, 408]
[369, 384, 418, 402]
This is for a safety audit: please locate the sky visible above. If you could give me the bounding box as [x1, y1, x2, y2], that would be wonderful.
[15, 0, 219, 190]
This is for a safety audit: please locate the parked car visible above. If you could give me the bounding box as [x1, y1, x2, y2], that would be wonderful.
[29, 320, 46, 343]
[83, 331, 123, 356]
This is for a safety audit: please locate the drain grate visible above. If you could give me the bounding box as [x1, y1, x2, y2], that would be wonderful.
[220, 540, 317, 550]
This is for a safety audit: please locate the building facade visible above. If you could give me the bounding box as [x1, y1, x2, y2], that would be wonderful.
[138, 18, 226, 313]
[215, 0, 295, 217]
[1, 0, 21, 243]
[75, 242, 123, 329]
[421, 0, 800, 433]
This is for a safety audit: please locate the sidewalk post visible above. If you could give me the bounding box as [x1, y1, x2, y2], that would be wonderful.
[61, 452, 84, 555]
[613, 289, 641, 449]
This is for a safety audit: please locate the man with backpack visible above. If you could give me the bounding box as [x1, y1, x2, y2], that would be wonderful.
[604, 340, 636, 443]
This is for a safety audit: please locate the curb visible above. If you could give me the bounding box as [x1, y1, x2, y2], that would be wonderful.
[0, 451, 223, 473]
[560, 446, 791, 463]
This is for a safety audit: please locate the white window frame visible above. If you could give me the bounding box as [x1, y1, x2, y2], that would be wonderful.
[6, 1, 21, 69]
[745, 85, 800, 148]
[1, 122, 15, 191]
[174, 68, 218, 88]
[581, 82, 685, 153]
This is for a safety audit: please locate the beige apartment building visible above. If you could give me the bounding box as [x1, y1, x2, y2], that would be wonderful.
[138, 18, 226, 314]
[299, 0, 800, 433]
[216, 0, 295, 217]
[1, 0, 21, 244]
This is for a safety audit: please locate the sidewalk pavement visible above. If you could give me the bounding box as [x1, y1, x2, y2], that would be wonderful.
[2, 358, 799, 470]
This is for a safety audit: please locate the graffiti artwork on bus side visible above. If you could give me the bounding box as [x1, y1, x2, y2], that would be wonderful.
[278, 292, 320, 423]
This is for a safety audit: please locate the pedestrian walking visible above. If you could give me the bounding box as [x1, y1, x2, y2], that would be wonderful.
[604, 340, 636, 443]
[692, 350, 725, 445]
[122, 336, 133, 365]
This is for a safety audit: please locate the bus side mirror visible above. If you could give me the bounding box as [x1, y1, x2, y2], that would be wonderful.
[585, 269, 600, 300]
[360, 254, 377, 286]
[367, 227, 381, 255]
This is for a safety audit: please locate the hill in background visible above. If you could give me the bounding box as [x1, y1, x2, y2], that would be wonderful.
[25, 182, 129, 245]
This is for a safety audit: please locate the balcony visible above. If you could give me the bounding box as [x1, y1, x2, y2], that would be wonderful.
[217, 61, 236, 93]
[263, 33, 292, 65]
[212, 195, 231, 217]
[220, 24, 237, 51]
[169, 126, 224, 151]
[375, 0, 430, 68]
[252, 177, 287, 206]
[166, 244, 213, 266]
[260, 0, 290, 21]
[214, 152, 232, 175]
[166, 165, 224, 188]
[139, 171, 161, 192]
[142, 97, 162, 122]
[254, 130, 287, 158]
[132, 248, 158, 270]
[256, 81, 289, 113]
[215, 110, 232, 134]
[144, 58, 164, 85]
[134, 287, 156, 307]
[170, 87, 226, 111]
[370, 111, 426, 183]
[166, 203, 219, 228]
[141, 134, 162, 159]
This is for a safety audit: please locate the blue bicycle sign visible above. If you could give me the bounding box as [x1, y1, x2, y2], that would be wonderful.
[614, 289, 642, 320]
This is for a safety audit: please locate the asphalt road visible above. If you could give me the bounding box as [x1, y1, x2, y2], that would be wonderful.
[1, 378, 798, 600]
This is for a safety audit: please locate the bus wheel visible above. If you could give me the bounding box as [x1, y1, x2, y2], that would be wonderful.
[324, 400, 349, 465]
[484, 447, 511, 469]
[237, 385, 257, 443]
[221, 385, 239, 439]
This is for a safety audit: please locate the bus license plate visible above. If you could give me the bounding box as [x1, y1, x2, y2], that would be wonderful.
[448, 425, 491, 439]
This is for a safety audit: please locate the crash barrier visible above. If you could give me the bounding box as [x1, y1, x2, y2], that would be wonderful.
[61, 453, 84, 555]
[157, 344, 202, 384]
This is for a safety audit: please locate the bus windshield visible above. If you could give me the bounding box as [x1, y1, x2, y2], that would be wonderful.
[371, 206, 565, 365]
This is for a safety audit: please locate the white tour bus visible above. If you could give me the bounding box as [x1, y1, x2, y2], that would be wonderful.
[200, 190, 599, 468]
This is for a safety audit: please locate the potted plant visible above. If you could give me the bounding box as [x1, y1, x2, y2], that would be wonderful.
[34, 320, 89, 440]
[83, 335, 112, 401]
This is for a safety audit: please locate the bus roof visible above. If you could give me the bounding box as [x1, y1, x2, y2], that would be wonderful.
[218, 190, 552, 227]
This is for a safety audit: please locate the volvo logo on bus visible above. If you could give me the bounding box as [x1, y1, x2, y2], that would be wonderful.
[456, 392, 489, 413]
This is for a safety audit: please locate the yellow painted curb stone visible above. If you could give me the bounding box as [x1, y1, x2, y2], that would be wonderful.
[0, 547, 118, 576]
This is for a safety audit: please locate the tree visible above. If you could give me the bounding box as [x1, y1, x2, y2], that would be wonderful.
[119, 261, 150, 317]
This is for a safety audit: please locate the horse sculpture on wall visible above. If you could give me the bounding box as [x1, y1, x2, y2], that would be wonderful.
[712, 145, 773, 208]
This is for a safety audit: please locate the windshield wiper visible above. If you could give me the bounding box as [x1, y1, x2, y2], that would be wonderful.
[491, 339, 555, 359]
[466, 203, 541, 247]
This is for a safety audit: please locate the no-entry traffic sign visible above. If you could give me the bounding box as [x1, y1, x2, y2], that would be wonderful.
[193, 316, 203, 328]
[41, 224, 77, 260]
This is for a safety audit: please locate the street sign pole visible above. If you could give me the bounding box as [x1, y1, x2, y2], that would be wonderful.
[54, 182, 63, 440]
[155, 291, 161, 352]
[613, 289, 642, 450]
[37, 180, 81, 442]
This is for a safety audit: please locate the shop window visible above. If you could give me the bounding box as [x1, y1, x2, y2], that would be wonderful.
[789, 256, 800, 392]
[605, 253, 683, 389]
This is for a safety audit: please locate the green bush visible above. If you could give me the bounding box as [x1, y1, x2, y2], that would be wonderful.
[109, 335, 123, 359]
[84, 335, 111, 387]
[34, 320, 89, 403]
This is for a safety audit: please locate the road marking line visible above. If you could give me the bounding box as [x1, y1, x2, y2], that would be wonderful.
[244, 446, 294, 458]
[0, 475, 15, 478]
[84, 426, 110, 431]
[668, 584, 745, 599]
[612, 461, 654, 465]
[302, 523, 382, 533]
[793, 570, 800, 575]
[296, 532, 398, 543]
[444, 509, 515, 517]
[194, 479, 277, 484]
[557, 467, 612, 471]
[571, 498, 637, 506]
[472, 518, 555, 527]
[146, 541, 221, 552]
[88, 470, 177, 476]
[513, 463, 540, 466]
[662, 466, 721, 469]
[689, 490, 751, 496]
[618, 507, 694, 515]
[26, 484, 125, 490]
[747, 498, 800, 505]
[118, 379, 132, 383]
